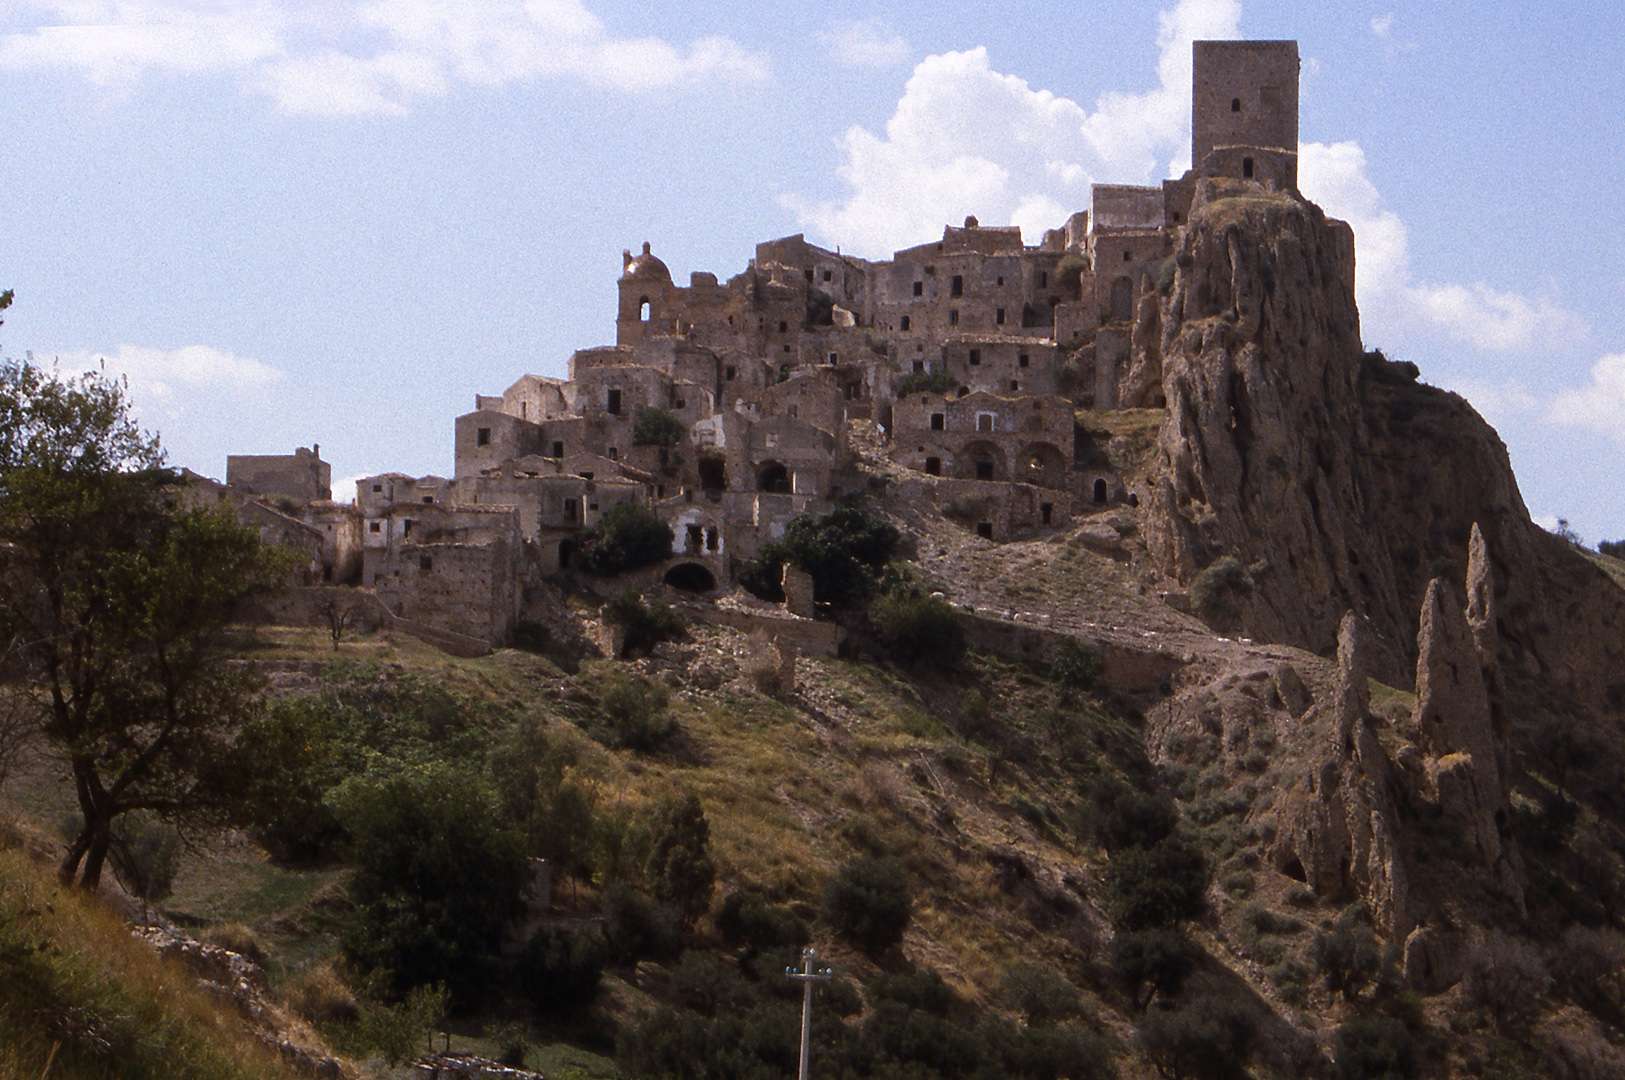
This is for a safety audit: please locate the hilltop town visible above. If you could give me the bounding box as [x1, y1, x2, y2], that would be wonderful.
[210, 41, 1317, 652]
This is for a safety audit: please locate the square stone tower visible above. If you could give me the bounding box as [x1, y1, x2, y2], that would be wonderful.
[1191, 40, 1299, 170]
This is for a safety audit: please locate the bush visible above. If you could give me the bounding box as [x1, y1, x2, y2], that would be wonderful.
[633, 406, 685, 448]
[1000, 965, 1083, 1027]
[332, 762, 528, 998]
[1334, 1015, 1419, 1080]
[594, 675, 678, 752]
[634, 793, 716, 922]
[716, 889, 809, 954]
[1111, 930, 1203, 1011]
[1190, 557, 1253, 625]
[1463, 932, 1550, 1037]
[821, 856, 912, 953]
[1136, 995, 1257, 1080]
[1600, 539, 1625, 560]
[869, 590, 965, 668]
[328, 982, 449, 1068]
[741, 507, 900, 608]
[603, 588, 684, 657]
[1105, 835, 1208, 931]
[1094, 784, 1178, 853]
[577, 502, 674, 576]
[1312, 909, 1382, 1001]
[1050, 637, 1103, 690]
[603, 883, 684, 963]
[896, 366, 959, 397]
[519, 925, 608, 1016]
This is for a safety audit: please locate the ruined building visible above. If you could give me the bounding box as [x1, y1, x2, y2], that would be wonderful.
[228, 41, 1328, 648]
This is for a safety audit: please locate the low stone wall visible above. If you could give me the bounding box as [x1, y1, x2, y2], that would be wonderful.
[958, 611, 1182, 695]
[673, 601, 846, 657]
[243, 586, 493, 659]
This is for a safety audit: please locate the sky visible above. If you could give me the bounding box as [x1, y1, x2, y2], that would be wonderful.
[2, 1, 1623, 542]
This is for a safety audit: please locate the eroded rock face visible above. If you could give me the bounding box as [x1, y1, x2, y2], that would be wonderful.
[1143, 179, 1411, 677]
[1144, 178, 1625, 711]
[1270, 613, 1410, 936]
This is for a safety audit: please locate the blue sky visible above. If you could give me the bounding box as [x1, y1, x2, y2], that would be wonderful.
[3, 1, 1623, 543]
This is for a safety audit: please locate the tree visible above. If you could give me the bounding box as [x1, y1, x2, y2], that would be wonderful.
[635, 792, 716, 922]
[577, 502, 673, 576]
[1106, 835, 1209, 932]
[632, 406, 685, 448]
[742, 507, 900, 607]
[0, 359, 287, 889]
[869, 589, 965, 668]
[333, 761, 528, 997]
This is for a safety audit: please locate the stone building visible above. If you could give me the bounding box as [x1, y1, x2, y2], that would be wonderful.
[226, 446, 331, 503]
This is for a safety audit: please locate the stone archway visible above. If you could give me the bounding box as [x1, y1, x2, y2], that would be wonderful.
[757, 460, 791, 493]
[663, 562, 717, 592]
[1019, 441, 1067, 489]
[955, 440, 1006, 482]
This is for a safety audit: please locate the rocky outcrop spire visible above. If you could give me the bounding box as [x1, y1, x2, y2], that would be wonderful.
[1273, 612, 1410, 936]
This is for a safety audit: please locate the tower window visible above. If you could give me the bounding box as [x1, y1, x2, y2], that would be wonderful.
[1038, 271, 1048, 288]
[1231, 97, 1241, 112]
[476, 427, 490, 446]
[951, 275, 963, 297]
[913, 281, 923, 297]
[607, 389, 621, 415]
[995, 307, 1005, 325]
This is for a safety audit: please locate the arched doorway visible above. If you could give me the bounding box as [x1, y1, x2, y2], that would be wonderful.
[757, 461, 791, 493]
[663, 563, 717, 592]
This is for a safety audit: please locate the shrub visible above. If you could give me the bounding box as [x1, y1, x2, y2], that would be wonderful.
[821, 856, 912, 953]
[328, 982, 449, 1068]
[670, 950, 752, 1016]
[1333, 1016, 1418, 1080]
[1190, 557, 1253, 625]
[519, 925, 608, 1016]
[1105, 835, 1208, 931]
[1136, 994, 1257, 1080]
[1094, 785, 1179, 853]
[1463, 932, 1550, 1037]
[1111, 929, 1203, 1011]
[1600, 539, 1625, 560]
[634, 793, 716, 922]
[603, 883, 684, 963]
[603, 588, 684, 657]
[1001, 964, 1083, 1027]
[632, 405, 685, 448]
[577, 502, 674, 576]
[869, 590, 965, 668]
[716, 889, 809, 954]
[594, 675, 678, 752]
[288, 963, 360, 1027]
[1312, 909, 1381, 1001]
[1050, 636, 1103, 690]
[741, 507, 900, 608]
[896, 366, 959, 397]
[332, 762, 528, 998]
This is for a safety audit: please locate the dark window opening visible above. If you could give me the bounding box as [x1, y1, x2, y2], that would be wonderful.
[976, 521, 993, 539]
[1242, 156, 1254, 178]
[1123, 250, 1132, 262]
[822, 269, 832, 282]
[997, 276, 1004, 286]
[686, 523, 703, 553]
[949, 309, 959, 325]
[958, 386, 970, 398]
[552, 441, 564, 457]
[1041, 503, 1053, 525]
[476, 427, 490, 446]
[607, 389, 621, 415]
[699, 457, 727, 491]
[950, 275, 963, 297]
[996, 307, 1005, 325]
[1019, 353, 1029, 368]
[900, 315, 911, 331]
[778, 320, 788, 332]
[419, 555, 433, 571]
[924, 457, 941, 476]
[913, 281, 923, 297]
[565, 498, 579, 522]
[1231, 97, 1241, 112]
[1038, 271, 1048, 288]
[369, 521, 381, 533]
[783, 344, 792, 353]
[402, 519, 414, 537]
[726, 365, 736, 380]
[968, 349, 980, 365]
[1092, 478, 1107, 504]
[976, 457, 994, 480]
[804, 268, 814, 282]
[422, 495, 434, 504]
[372, 484, 383, 493]
[607, 447, 618, 461]
[757, 462, 791, 494]
[706, 526, 718, 551]
[930, 413, 945, 431]
[913, 360, 925, 373]
[1010, 380, 1019, 392]
[558, 539, 573, 568]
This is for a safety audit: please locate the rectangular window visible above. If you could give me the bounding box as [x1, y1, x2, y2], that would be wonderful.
[419, 555, 433, 571]
[1038, 271, 1048, 288]
[931, 413, 945, 430]
[778, 320, 788, 332]
[726, 365, 736, 380]
[913, 360, 925, 373]
[476, 427, 490, 446]
[995, 308, 1005, 325]
[1019, 353, 1030, 368]
[997, 276, 1005, 286]
[977, 414, 995, 432]
[372, 484, 383, 493]
[1010, 380, 1019, 392]
[969, 349, 980, 365]
[564, 498, 578, 522]
[950, 275, 963, 297]
[828, 352, 838, 363]
[422, 495, 433, 504]
[822, 269, 832, 282]
[403, 519, 414, 537]
[1124, 250, 1132, 262]
[900, 315, 911, 331]
[949, 309, 959, 326]
[607, 389, 621, 415]
[552, 441, 564, 457]
[912, 281, 923, 297]
[369, 521, 381, 533]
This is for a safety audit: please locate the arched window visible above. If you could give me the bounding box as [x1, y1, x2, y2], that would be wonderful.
[639, 298, 651, 321]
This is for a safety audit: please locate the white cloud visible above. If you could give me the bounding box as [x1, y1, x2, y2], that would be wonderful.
[787, 0, 1240, 257]
[1370, 13, 1394, 39]
[1299, 141, 1586, 352]
[1548, 353, 1625, 446]
[825, 17, 910, 69]
[48, 344, 282, 427]
[0, 0, 767, 113]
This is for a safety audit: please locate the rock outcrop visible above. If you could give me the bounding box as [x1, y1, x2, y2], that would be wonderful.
[1271, 613, 1410, 935]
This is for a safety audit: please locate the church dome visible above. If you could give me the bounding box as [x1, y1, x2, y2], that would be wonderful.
[621, 241, 672, 283]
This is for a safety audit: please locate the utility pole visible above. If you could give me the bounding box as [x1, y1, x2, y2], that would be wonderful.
[786, 946, 833, 1080]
